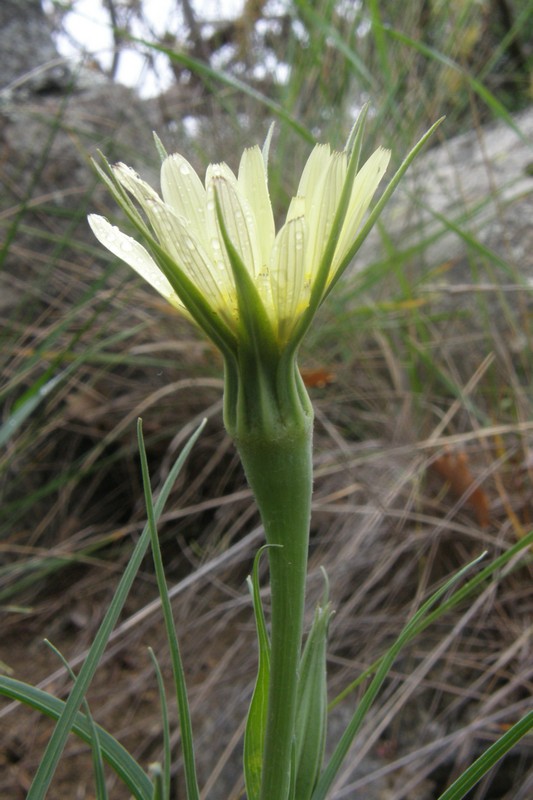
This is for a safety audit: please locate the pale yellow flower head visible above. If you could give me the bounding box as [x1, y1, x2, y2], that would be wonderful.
[89, 129, 390, 347]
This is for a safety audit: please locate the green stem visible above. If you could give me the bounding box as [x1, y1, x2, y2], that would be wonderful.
[236, 419, 313, 800]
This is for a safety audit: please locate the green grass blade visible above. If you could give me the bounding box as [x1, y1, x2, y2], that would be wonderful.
[25, 419, 206, 800]
[0, 91, 75, 271]
[330, 529, 533, 711]
[148, 647, 171, 798]
[137, 419, 200, 800]
[423, 200, 525, 280]
[0, 676, 152, 800]
[0, 316, 146, 453]
[405, 340, 491, 426]
[294, 584, 332, 800]
[436, 711, 533, 800]
[383, 27, 528, 141]
[44, 640, 108, 800]
[293, 1, 375, 88]
[150, 764, 165, 800]
[367, 0, 392, 85]
[243, 546, 273, 800]
[0, 259, 123, 405]
[130, 37, 314, 145]
[0, 372, 65, 448]
[91, 718, 109, 800]
[312, 552, 492, 800]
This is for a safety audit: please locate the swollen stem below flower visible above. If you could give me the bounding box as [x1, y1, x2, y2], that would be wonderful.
[235, 418, 313, 800]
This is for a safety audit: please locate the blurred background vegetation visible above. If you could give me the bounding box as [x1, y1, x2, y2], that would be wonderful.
[1, 1, 532, 797]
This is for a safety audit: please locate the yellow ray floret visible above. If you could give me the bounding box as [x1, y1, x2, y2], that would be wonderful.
[89, 135, 390, 343]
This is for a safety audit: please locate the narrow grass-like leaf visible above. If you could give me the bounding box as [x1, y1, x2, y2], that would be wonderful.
[0, 261, 124, 409]
[312, 552, 488, 800]
[436, 711, 533, 800]
[1, 310, 144, 406]
[314, 535, 533, 800]
[0, 372, 65, 448]
[25, 420, 206, 800]
[0, 91, 74, 269]
[44, 639, 108, 800]
[149, 763, 165, 800]
[243, 546, 274, 800]
[294, 580, 332, 800]
[406, 339, 491, 426]
[423, 200, 525, 280]
[293, 1, 375, 89]
[148, 648, 171, 800]
[0, 676, 152, 800]
[0, 311, 146, 474]
[91, 721, 109, 799]
[137, 419, 200, 800]
[383, 27, 527, 141]
[329, 529, 533, 712]
[367, 0, 392, 85]
[130, 37, 314, 145]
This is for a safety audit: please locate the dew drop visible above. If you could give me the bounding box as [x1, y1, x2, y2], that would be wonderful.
[180, 163, 191, 176]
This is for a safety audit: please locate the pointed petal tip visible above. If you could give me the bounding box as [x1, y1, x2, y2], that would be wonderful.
[87, 212, 109, 236]
[162, 151, 195, 173]
[361, 146, 392, 180]
[87, 214, 181, 309]
[262, 122, 275, 168]
[373, 146, 392, 176]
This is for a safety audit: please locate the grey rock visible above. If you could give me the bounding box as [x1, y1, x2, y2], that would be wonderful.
[356, 107, 533, 291]
[0, 0, 71, 96]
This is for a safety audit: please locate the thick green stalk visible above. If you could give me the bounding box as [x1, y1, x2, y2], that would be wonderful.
[236, 418, 313, 800]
